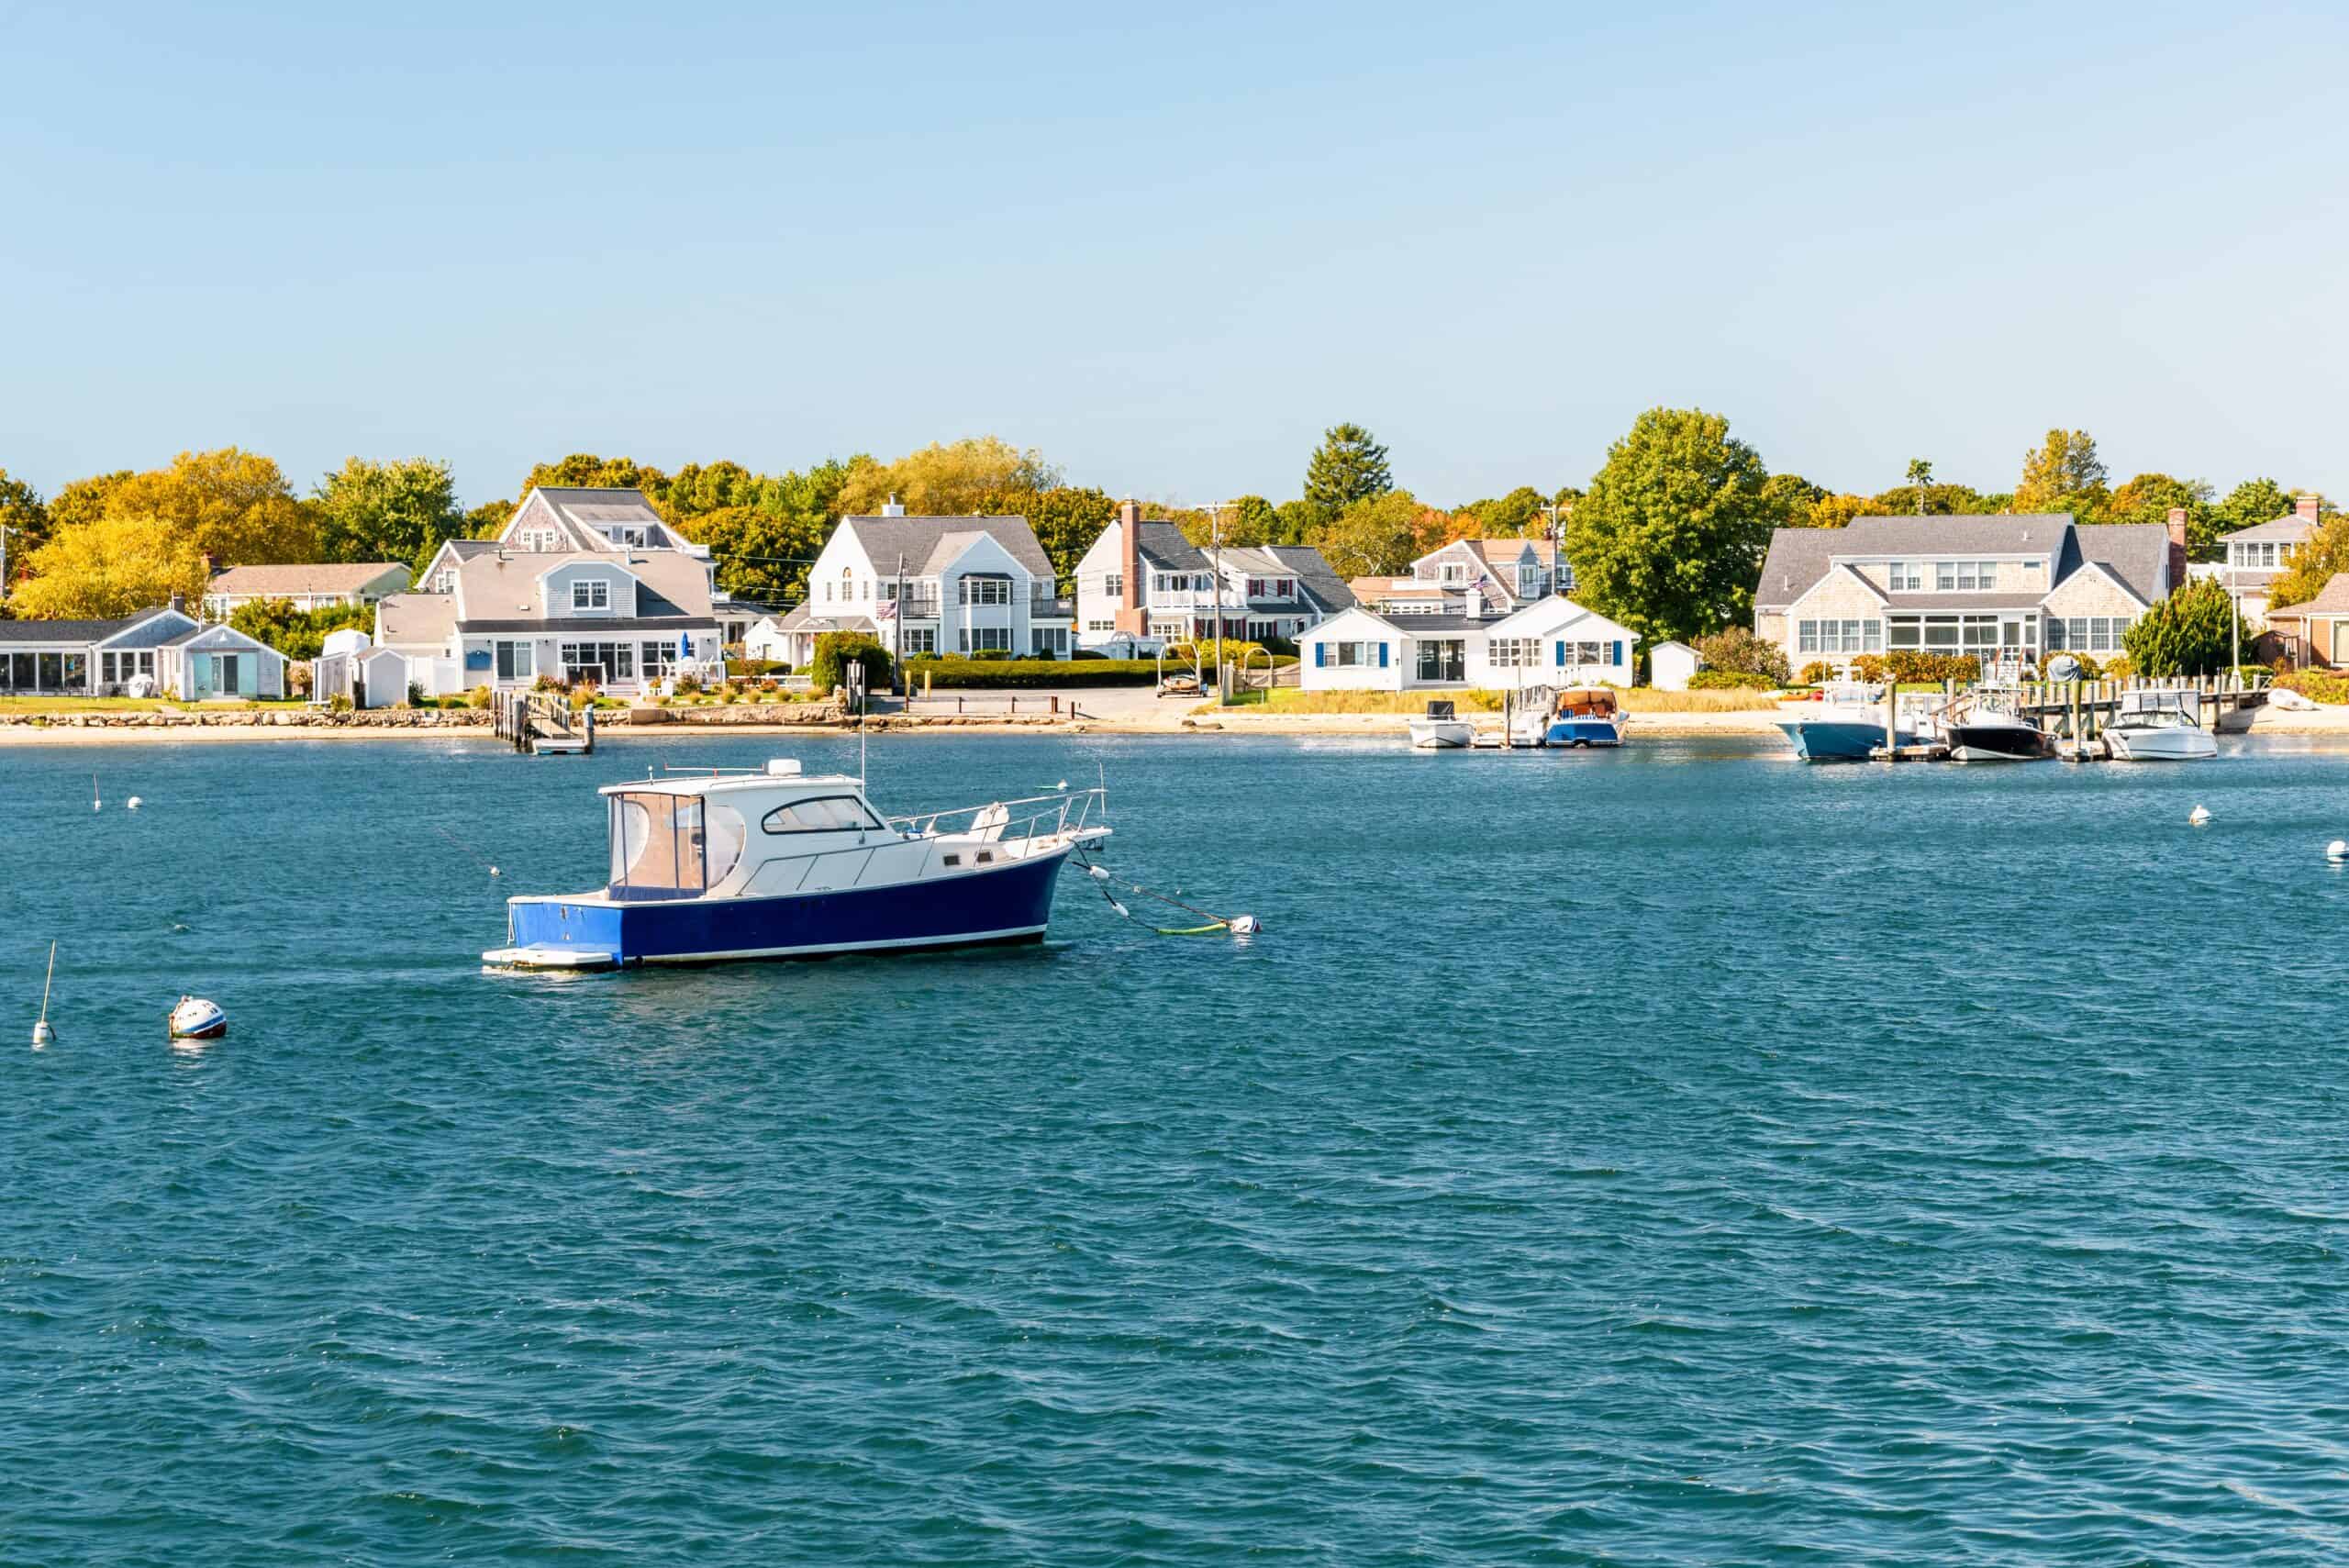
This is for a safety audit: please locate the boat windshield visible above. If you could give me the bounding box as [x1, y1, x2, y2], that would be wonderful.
[2121, 708, 2195, 729]
[609, 791, 707, 899]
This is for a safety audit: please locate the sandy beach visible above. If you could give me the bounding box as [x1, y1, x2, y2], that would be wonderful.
[6, 695, 2346, 745]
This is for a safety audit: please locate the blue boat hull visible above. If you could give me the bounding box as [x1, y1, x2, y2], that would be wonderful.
[505, 848, 1070, 965]
[1779, 718, 1913, 762]
[1544, 719, 1623, 747]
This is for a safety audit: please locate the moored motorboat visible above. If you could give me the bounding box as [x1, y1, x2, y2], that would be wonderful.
[484, 761, 1109, 970]
[2105, 694, 2217, 761]
[1777, 682, 1915, 762]
[167, 995, 227, 1040]
[1943, 716, 2052, 762]
[1778, 716, 1918, 762]
[1408, 700, 1474, 750]
[1543, 686, 1625, 747]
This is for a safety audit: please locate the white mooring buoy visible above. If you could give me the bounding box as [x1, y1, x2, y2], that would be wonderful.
[1228, 914, 1264, 936]
[2328, 840, 2347, 863]
[2188, 805, 2211, 826]
[32, 940, 57, 1048]
[127, 796, 142, 812]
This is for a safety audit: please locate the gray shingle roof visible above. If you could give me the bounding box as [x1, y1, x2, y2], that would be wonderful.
[2222, 516, 2318, 543]
[1131, 520, 1207, 573]
[0, 612, 150, 644]
[2266, 573, 2349, 617]
[1259, 545, 1356, 613]
[207, 562, 409, 595]
[1755, 515, 2165, 609]
[2066, 525, 2167, 605]
[841, 515, 1055, 580]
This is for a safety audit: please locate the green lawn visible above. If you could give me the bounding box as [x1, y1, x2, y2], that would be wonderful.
[0, 696, 310, 713]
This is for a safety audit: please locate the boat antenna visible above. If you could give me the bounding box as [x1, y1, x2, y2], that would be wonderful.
[33, 940, 56, 1047]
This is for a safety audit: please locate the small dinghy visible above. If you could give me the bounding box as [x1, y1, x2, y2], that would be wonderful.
[167, 995, 227, 1040]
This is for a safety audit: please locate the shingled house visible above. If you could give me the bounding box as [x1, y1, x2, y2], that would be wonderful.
[1753, 513, 2181, 672]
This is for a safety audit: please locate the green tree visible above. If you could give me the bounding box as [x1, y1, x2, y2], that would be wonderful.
[1866, 482, 1992, 517]
[836, 438, 1053, 517]
[228, 596, 374, 662]
[1566, 407, 1778, 643]
[1302, 423, 1393, 517]
[47, 470, 133, 534]
[2266, 507, 2349, 609]
[1904, 459, 1933, 508]
[2014, 428, 2110, 520]
[1270, 499, 1323, 545]
[663, 461, 766, 522]
[1761, 473, 1826, 527]
[2211, 477, 2295, 539]
[464, 499, 514, 538]
[520, 453, 670, 504]
[1457, 485, 1550, 537]
[1694, 626, 1790, 683]
[2121, 578, 2252, 675]
[314, 456, 465, 570]
[2107, 473, 2220, 559]
[678, 457, 859, 605]
[7, 510, 209, 619]
[981, 485, 1116, 585]
[88, 449, 318, 564]
[1311, 490, 1424, 578]
[0, 468, 49, 577]
[808, 630, 893, 696]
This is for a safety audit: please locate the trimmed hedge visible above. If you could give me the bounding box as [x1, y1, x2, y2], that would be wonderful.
[906, 658, 1164, 689]
[1687, 669, 1780, 690]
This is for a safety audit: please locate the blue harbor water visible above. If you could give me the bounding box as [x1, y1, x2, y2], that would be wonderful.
[6, 731, 2349, 1564]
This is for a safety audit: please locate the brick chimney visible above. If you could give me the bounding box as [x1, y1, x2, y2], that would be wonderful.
[2297, 494, 2322, 523]
[2165, 506, 2188, 591]
[1113, 500, 1145, 636]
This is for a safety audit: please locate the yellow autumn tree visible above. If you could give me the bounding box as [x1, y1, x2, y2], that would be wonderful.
[106, 448, 318, 564]
[8, 510, 210, 620]
[834, 438, 1058, 517]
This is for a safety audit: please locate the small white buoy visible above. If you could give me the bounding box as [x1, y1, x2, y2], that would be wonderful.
[1086, 864, 1111, 882]
[166, 995, 227, 1041]
[1228, 914, 1263, 936]
[2188, 805, 2211, 826]
[31, 1019, 53, 1048]
[2328, 840, 2347, 863]
[127, 796, 142, 811]
[489, 866, 500, 878]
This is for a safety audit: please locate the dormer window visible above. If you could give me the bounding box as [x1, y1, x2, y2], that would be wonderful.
[434, 571, 454, 594]
[1887, 561, 1922, 591]
[572, 579, 611, 612]
[609, 525, 647, 548]
[1440, 562, 1466, 584]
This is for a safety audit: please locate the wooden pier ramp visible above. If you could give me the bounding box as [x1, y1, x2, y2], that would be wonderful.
[494, 691, 595, 755]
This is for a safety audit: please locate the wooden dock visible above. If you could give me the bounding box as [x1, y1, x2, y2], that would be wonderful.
[1864, 674, 2265, 763]
[494, 691, 595, 755]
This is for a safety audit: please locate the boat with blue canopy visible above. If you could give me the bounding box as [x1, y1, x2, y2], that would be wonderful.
[484, 761, 1109, 970]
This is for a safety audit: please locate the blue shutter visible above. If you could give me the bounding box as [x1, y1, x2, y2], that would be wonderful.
[1377, 642, 1389, 668]
[1314, 643, 1327, 668]
[1554, 639, 1566, 666]
[1611, 640, 1623, 665]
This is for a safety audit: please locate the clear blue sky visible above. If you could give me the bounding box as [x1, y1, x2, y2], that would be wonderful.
[3, 1, 2343, 510]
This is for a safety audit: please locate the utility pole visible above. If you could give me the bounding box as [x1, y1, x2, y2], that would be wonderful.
[1540, 502, 1567, 597]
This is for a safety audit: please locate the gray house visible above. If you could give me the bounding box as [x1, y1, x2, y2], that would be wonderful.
[0, 599, 289, 697]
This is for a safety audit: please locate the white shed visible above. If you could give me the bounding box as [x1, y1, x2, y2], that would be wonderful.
[1649, 639, 1699, 691]
[744, 617, 791, 664]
